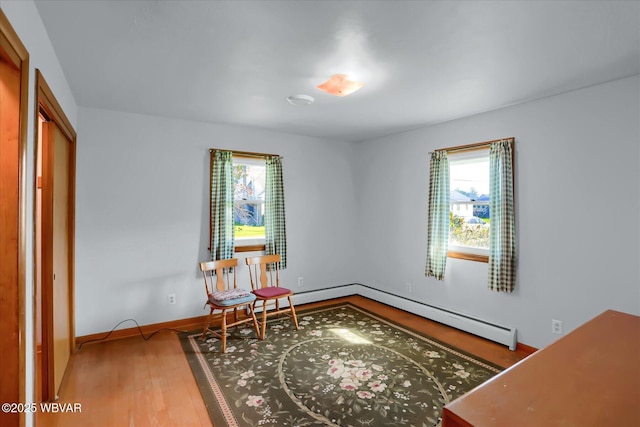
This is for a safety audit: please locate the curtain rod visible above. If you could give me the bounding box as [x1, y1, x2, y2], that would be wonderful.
[209, 148, 281, 159]
[430, 137, 514, 155]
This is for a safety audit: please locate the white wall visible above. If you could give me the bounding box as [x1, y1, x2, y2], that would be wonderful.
[354, 75, 640, 349]
[75, 107, 359, 336]
[0, 1, 78, 425]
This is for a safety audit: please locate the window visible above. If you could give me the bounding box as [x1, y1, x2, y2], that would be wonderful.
[209, 149, 287, 263]
[233, 156, 266, 247]
[448, 148, 490, 261]
[426, 138, 515, 290]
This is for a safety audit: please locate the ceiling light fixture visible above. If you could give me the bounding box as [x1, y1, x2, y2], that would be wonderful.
[317, 74, 364, 97]
[286, 94, 315, 106]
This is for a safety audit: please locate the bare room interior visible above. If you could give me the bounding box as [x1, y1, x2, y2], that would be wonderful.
[0, 1, 638, 426]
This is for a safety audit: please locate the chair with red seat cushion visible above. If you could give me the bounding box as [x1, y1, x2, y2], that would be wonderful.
[199, 258, 260, 352]
[245, 254, 299, 340]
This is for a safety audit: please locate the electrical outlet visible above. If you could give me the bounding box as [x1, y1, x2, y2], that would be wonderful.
[168, 293, 176, 305]
[406, 282, 412, 293]
[551, 319, 563, 335]
[297, 277, 303, 287]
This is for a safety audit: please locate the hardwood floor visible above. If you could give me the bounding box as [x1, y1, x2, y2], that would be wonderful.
[37, 296, 532, 427]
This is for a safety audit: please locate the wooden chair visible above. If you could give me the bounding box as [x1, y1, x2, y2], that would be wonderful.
[200, 258, 260, 352]
[245, 254, 299, 340]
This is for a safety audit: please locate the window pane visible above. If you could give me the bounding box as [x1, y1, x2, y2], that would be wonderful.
[449, 152, 490, 250]
[233, 158, 266, 240]
[234, 202, 265, 237]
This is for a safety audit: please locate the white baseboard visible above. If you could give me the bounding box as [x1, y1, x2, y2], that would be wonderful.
[291, 284, 358, 305]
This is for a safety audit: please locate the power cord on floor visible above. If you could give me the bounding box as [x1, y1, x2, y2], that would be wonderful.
[76, 318, 189, 350]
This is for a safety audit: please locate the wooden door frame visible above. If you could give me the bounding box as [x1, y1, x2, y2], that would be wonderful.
[0, 8, 29, 427]
[34, 70, 77, 401]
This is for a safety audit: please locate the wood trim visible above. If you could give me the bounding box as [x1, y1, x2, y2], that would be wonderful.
[447, 251, 489, 263]
[435, 137, 514, 154]
[209, 148, 279, 159]
[0, 9, 29, 427]
[40, 121, 54, 401]
[67, 133, 77, 352]
[235, 244, 266, 253]
[75, 315, 212, 348]
[17, 32, 29, 427]
[0, 10, 27, 68]
[516, 342, 538, 356]
[36, 70, 77, 141]
[0, 29, 21, 67]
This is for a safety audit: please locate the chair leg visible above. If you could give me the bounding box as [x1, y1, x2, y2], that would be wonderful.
[248, 302, 261, 340]
[201, 307, 214, 339]
[288, 296, 299, 330]
[260, 300, 268, 340]
[221, 309, 228, 353]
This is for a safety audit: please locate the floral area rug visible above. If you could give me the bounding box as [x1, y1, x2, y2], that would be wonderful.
[179, 303, 502, 427]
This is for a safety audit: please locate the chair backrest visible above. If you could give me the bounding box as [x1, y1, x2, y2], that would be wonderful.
[199, 258, 238, 296]
[245, 254, 280, 291]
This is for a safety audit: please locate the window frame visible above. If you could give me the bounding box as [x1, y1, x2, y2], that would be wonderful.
[218, 149, 278, 253]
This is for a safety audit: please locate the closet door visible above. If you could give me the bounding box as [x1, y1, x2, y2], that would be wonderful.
[41, 120, 73, 398]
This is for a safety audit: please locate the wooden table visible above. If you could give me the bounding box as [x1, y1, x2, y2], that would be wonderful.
[442, 310, 640, 427]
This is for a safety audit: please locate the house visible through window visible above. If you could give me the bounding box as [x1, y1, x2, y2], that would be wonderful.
[233, 156, 266, 245]
[448, 148, 490, 260]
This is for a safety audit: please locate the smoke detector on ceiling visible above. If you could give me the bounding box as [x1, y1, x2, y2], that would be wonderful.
[286, 94, 315, 106]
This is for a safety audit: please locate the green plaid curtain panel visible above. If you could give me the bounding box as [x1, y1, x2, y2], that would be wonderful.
[210, 150, 235, 261]
[488, 140, 516, 292]
[425, 150, 450, 280]
[265, 156, 287, 270]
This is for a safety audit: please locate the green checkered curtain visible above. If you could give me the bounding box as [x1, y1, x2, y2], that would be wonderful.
[210, 150, 235, 261]
[265, 156, 287, 270]
[425, 151, 449, 280]
[488, 140, 516, 292]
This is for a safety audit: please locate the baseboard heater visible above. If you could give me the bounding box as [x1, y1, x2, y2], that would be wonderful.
[423, 302, 517, 351]
[291, 284, 518, 351]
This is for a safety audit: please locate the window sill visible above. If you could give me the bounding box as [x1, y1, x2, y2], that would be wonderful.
[235, 244, 266, 253]
[448, 251, 489, 263]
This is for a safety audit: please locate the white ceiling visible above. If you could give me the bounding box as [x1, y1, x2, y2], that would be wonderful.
[34, 1, 640, 142]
